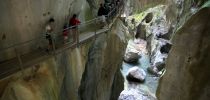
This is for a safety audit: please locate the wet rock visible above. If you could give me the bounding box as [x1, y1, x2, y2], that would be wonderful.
[118, 88, 156, 100]
[145, 13, 153, 23]
[124, 52, 140, 63]
[155, 62, 165, 71]
[156, 26, 173, 40]
[135, 24, 146, 40]
[148, 62, 165, 76]
[160, 43, 172, 54]
[126, 67, 146, 83]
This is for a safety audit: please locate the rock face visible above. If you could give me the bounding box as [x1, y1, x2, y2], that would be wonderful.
[0, 58, 62, 100]
[124, 52, 140, 63]
[125, 0, 167, 13]
[110, 68, 124, 100]
[78, 20, 126, 100]
[135, 24, 146, 40]
[157, 7, 210, 100]
[126, 67, 146, 83]
[0, 44, 91, 100]
[145, 13, 153, 23]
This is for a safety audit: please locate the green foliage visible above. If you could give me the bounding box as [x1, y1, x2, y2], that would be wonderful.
[202, 0, 210, 8]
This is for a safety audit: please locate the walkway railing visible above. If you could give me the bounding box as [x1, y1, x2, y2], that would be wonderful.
[0, 2, 124, 79]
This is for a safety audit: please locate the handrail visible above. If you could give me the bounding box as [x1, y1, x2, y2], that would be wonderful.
[0, 17, 101, 51]
[0, 5, 120, 51]
[0, 1, 124, 79]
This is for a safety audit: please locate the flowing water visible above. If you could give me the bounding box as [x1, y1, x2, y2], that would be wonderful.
[121, 39, 160, 98]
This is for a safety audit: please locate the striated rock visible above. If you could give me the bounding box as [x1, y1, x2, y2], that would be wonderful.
[110, 68, 124, 100]
[78, 20, 126, 100]
[126, 67, 146, 83]
[124, 52, 140, 63]
[158, 8, 210, 100]
[0, 61, 61, 100]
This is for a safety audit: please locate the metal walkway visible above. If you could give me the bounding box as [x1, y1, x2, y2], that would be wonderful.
[0, 3, 123, 79]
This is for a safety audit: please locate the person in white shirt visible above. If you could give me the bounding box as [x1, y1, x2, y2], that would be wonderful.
[45, 18, 55, 52]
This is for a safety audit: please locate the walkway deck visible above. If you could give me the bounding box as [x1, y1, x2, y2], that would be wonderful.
[0, 27, 109, 79]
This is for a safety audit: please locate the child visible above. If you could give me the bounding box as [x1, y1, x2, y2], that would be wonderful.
[63, 24, 69, 44]
[45, 18, 55, 52]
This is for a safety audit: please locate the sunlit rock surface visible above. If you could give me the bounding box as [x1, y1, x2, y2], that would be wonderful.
[1, 59, 60, 100]
[0, 43, 91, 100]
[79, 19, 126, 100]
[157, 7, 210, 100]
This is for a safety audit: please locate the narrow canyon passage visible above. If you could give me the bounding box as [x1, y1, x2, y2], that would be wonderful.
[121, 40, 159, 98]
[119, 5, 169, 100]
[0, 0, 210, 100]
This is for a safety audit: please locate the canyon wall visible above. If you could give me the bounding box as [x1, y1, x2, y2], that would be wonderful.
[157, 1, 210, 100]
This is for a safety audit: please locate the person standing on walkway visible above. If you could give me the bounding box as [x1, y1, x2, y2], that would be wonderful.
[45, 18, 55, 52]
[63, 24, 69, 44]
[69, 14, 81, 44]
[98, 3, 106, 28]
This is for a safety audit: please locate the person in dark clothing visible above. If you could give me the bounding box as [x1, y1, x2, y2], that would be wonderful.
[98, 4, 106, 28]
[98, 4, 106, 16]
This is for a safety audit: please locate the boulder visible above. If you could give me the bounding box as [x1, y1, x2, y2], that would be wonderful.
[124, 52, 140, 63]
[147, 62, 165, 76]
[160, 43, 172, 54]
[145, 13, 153, 23]
[126, 67, 146, 83]
[135, 24, 146, 40]
[118, 88, 156, 100]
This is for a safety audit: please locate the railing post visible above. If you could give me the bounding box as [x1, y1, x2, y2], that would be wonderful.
[76, 26, 79, 47]
[94, 18, 97, 40]
[52, 33, 56, 55]
[15, 48, 24, 77]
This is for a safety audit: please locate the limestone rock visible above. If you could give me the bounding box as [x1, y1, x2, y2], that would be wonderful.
[124, 52, 140, 63]
[147, 62, 165, 76]
[135, 24, 146, 40]
[126, 67, 146, 83]
[158, 8, 210, 100]
[160, 43, 172, 54]
[118, 89, 156, 100]
[145, 13, 153, 23]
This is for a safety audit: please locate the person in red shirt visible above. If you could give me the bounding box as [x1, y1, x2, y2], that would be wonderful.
[69, 14, 81, 43]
